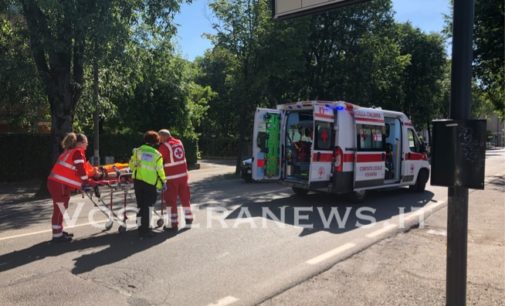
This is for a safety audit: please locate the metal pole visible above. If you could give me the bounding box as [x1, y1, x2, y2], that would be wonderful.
[447, 0, 474, 305]
[93, 58, 100, 166]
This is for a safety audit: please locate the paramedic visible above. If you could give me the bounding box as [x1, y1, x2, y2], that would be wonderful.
[158, 129, 193, 231]
[47, 133, 92, 242]
[129, 131, 166, 238]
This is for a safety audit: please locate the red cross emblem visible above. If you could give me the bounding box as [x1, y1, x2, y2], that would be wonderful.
[318, 167, 325, 177]
[321, 129, 328, 143]
[174, 147, 184, 159]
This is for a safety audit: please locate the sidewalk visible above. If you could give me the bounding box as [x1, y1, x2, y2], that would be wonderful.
[262, 182, 505, 305]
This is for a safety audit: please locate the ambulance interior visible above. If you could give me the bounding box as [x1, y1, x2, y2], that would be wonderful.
[384, 117, 402, 182]
[285, 111, 314, 182]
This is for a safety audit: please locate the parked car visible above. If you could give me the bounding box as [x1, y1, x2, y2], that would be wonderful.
[240, 158, 252, 182]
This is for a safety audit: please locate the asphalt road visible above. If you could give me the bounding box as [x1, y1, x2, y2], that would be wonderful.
[0, 152, 503, 306]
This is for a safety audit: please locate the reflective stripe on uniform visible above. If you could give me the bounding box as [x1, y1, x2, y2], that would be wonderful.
[164, 160, 187, 167]
[49, 173, 81, 188]
[57, 160, 76, 170]
[163, 142, 174, 163]
[139, 164, 157, 172]
[74, 159, 84, 164]
[166, 172, 188, 180]
[52, 232, 63, 237]
[80, 175, 88, 180]
[52, 224, 62, 229]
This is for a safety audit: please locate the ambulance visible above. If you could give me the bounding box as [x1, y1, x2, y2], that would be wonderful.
[252, 100, 430, 201]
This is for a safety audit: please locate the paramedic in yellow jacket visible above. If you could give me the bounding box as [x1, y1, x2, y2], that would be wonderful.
[129, 131, 166, 238]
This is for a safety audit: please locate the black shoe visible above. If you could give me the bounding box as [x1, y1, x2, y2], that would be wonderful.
[51, 235, 72, 243]
[185, 219, 193, 225]
[63, 231, 74, 237]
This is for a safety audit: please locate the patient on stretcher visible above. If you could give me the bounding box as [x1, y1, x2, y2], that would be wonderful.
[85, 162, 131, 181]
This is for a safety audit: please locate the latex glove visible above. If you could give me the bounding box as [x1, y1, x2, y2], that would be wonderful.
[162, 182, 168, 192]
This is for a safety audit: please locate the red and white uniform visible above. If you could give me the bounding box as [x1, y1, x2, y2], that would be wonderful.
[47, 148, 88, 238]
[159, 136, 192, 227]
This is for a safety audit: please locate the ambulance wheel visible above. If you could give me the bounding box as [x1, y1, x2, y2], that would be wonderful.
[292, 187, 309, 196]
[410, 169, 429, 192]
[157, 218, 164, 227]
[105, 220, 113, 231]
[348, 190, 367, 203]
[118, 225, 126, 233]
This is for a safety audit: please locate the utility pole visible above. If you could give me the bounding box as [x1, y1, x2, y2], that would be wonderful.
[93, 56, 100, 166]
[446, 0, 475, 305]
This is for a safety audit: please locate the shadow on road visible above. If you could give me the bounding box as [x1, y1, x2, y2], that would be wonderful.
[0, 230, 175, 274]
[0, 198, 52, 231]
[224, 188, 435, 237]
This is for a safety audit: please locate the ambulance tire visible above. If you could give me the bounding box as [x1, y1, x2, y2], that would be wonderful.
[410, 168, 429, 192]
[292, 187, 309, 196]
[347, 190, 367, 203]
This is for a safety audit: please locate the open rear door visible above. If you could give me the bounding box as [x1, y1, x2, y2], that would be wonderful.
[353, 108, 386, 189]
[252, 108, 282, 181]
[309, 104, 335, 189]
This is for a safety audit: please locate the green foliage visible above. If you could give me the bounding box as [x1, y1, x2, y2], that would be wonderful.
[474, 0, 504, 119]
[443, 0, 504, 119]
[199, 0, 448, 159]
[397, 23, 447, 127]
[0, 9, 48, 130]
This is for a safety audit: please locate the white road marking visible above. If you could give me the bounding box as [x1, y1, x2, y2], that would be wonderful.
[208, 296, 239, 306]
[0, 220, 107, 242]
[366, 223, 397, 238]
[306, 243, 356, 265]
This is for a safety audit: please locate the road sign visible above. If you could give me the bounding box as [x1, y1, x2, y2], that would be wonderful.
[273, 0, 370, 20]
[431, 119, 486, 189]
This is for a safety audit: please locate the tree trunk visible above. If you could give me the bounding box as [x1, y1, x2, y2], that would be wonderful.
[21, 0, 85, 196]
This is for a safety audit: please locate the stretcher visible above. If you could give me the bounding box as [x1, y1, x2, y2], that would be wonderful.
[81, 164, 166, 233]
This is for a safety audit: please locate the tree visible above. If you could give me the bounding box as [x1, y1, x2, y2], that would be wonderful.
[474, 0, 504, 119]
[18, 0, 190, 166]
[444, 0, 504, 119]
[0, 5, 47, 131]
[397, 23, 447, 130]
[303, 0, 406, 106]
[208, 0, 308, 171]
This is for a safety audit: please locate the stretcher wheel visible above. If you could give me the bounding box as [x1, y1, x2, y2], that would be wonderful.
[156, 219, 164, 227]
[105, 220, 113, 231]
[118, 225, 126, 233]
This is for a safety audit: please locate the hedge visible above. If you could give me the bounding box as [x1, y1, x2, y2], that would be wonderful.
[0, 133, 198, 182]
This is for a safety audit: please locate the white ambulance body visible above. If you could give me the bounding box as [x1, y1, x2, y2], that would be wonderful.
[252, 101, 430, 200]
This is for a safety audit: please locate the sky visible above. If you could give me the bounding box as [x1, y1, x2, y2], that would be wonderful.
[173, 0, 452, 61]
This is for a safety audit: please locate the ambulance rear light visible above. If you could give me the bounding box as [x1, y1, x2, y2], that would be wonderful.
[334, 146, 343, 172]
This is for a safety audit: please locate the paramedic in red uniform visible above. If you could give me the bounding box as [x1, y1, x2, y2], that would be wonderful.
[158, 129, 193, 231]
[47, 133, 93, 242]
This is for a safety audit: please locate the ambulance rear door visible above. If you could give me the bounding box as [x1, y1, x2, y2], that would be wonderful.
[252, 108, 282, 181]
[353, 108, 386, 189]
[309, 104, 335, 189]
